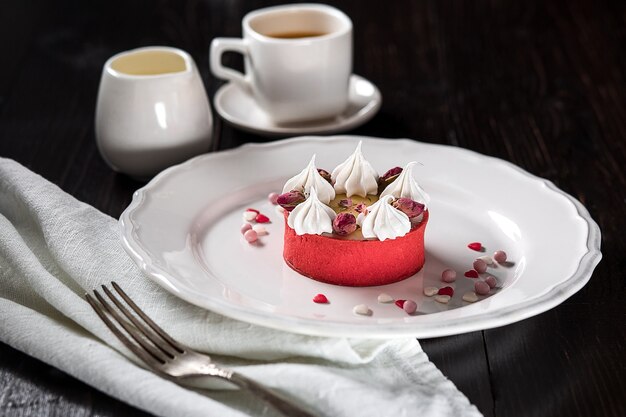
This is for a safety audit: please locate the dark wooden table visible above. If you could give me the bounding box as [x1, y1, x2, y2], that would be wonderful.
[1, 0, 624, 416]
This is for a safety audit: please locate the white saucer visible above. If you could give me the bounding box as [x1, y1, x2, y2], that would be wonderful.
[213, 75, 382, 136]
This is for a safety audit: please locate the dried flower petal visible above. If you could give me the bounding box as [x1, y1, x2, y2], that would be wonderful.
[380, 166, 403, 183]
[355, 203, 368, 214]
[332, 212, 357, 236]
[392, 198, 425, 218]
[317, 168, 332, 183]
[338, 198, 353, 208]
[277, 190, 306, 212]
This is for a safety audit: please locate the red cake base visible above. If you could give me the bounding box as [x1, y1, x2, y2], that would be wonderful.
[283, 211, 428, 287]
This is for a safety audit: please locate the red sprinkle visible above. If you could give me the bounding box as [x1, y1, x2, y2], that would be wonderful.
[246, 208, 260, 214]
[395, 299, 406, 308]
[464, 269, 479, 278]
[255, 214, 270, 223]
[438, 286, 454, 297]
[312, 294, 328, 304]
[468, 242, 483, 251]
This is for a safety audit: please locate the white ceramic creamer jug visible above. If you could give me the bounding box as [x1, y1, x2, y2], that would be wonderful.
[96, 46, 213, 179]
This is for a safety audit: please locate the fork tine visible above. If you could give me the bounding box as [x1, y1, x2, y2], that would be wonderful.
[93, 289, 169, 364]
[112, 281, 185, 352]
[86, 294, 162, 369]
[101, 285, 178, 358]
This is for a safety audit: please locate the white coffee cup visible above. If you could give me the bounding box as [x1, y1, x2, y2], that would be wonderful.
[96, 46, 213, 179]
[210, 4, 352, 124]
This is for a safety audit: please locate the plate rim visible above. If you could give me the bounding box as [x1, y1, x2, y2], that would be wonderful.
[119, 136, 602, 338]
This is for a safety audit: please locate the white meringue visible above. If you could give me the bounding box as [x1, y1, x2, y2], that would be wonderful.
[379, 161, 430, 204]
[357, 195, 411, 241]
[282, 155, 335, 204]
[331, 141, 379, 197]
[287, 188, 336, 236]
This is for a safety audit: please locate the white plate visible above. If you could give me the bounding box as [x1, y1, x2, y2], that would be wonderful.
[213, 75, 381, 136]
[120, 136, 601, 338]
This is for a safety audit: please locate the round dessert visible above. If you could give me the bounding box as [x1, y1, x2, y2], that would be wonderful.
[277, 141, 430, 287]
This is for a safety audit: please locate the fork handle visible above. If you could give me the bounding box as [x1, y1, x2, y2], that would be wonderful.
[226, 371, 317, 417]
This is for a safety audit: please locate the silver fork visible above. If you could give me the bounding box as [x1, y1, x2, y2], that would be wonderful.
[86, 282, 316, 417]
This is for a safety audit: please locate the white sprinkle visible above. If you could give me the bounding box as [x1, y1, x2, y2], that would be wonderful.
[377, 293, 394, 303]
[252, 224, 268, 235]
[462, 292, 479, 303]
[423, 286, 439, 297]
[243, 211, 257, 222]
[478, 255, 494, 265]
[434, 295, 451, 304]
[275, 206, 285, 215]
[353, 304, 372, 316]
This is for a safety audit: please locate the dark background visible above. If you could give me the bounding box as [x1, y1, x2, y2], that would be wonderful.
[1, 0, 625, 416]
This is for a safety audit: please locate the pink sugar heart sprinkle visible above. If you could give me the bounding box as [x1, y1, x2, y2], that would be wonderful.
[255, 213, 270, 223]
[438, 286, 454, 297]
[312, 294, 329, 304]
[464, 269, 479, 278]
[468, 242, 483, 251]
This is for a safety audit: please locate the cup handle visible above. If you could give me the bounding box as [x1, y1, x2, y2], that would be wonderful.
[210, 38, 250, 92]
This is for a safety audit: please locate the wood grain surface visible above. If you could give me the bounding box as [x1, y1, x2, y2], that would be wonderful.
[0, 0, 624, 416]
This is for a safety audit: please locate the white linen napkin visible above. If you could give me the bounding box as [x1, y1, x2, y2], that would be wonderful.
[0, 157, 482, 417]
